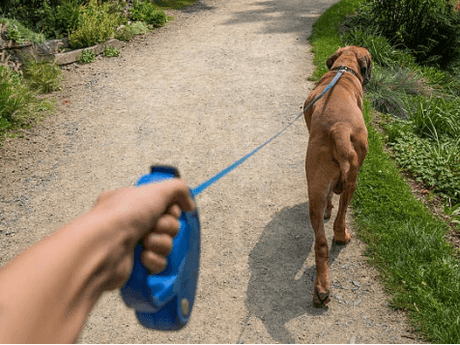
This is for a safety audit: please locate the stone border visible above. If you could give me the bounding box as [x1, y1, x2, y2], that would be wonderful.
[1, 38, 126, 65]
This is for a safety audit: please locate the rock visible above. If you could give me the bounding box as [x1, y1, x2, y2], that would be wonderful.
[353, 299, 362, 306]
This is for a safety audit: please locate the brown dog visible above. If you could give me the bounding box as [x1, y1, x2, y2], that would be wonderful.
[303, 46, 372, 307]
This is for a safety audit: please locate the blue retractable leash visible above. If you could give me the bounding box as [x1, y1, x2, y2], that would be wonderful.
[120, 69, 345, 330]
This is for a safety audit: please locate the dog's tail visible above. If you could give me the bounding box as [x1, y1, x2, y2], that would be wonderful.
[329, 123, 359, 194]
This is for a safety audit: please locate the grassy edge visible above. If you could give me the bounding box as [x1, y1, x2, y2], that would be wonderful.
[310, 0, 460, 343]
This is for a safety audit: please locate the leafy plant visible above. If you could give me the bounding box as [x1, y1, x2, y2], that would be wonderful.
[388, 131, 460, 203]
[0, 17, 45, 44]
[68, 0, 120, 49]
[128, 21, 148, 35]
[35, 0, 81, 39]
[130, 0, 167, 26]
[6, 25, 24, 43]
[23, 60, 63, 94]
[114, 26, 134, 41]
[103, 46, 120, 57]
[78, 49, 96, 64]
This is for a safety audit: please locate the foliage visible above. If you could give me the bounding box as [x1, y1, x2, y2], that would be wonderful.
[0, 65, 52, 138]
[5, 25, 24, 43]
[22, 59, 63, 93]
[0, 0, 87, 34]
[114, 26, 134, 42]
[383, 96, 460, 204]
[103, 46, 119, 57]
[130, 0, 167, 26]
[354, 102, 460, 343]
[0, 17, 46, 44]
[34, 0, 82, 39]
[128, 21, 148, 35]
[347, 0, 460, 66]
[150, 0, 196, 9]
[366, 66, 431, 118]
[78, 49, 96, 64]
[341, 26, 417, 69]
[68, 0, 120, 49]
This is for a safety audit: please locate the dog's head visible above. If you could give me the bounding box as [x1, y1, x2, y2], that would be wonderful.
[326, 46, 372, 86]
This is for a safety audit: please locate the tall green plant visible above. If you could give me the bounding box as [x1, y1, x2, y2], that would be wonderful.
[68, 0, 120, 49]
[35, 0, 81, 39]
[0, 65, 48, 134]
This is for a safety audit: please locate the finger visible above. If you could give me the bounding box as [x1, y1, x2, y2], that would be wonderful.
[155, 214, 180, 237]
[141, 250, 167, 274]
[166, 204, 182, 218]
[151, 179, 195, 213]
[143, 233, 173, 256]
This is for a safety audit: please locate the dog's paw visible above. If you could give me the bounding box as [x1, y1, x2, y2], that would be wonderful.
[333, 228, 352, 244]
[313, 290, 330, 308]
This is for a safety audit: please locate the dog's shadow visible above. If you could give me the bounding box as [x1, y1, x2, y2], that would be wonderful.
[245, 202, 345, 344]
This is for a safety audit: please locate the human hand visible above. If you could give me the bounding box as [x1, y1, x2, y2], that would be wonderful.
[88, 178, 195, 290]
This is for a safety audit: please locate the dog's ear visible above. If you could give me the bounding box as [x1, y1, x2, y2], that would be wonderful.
[326, 47, 343, 70]
[358, 52, 372, 85]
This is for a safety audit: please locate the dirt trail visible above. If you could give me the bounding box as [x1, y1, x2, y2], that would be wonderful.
[0, 0, 423, 343]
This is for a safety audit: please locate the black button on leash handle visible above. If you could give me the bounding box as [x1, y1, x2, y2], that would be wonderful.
[120, 166, 200, 330]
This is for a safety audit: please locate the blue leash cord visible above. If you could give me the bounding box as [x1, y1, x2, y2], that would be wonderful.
[191, 69, 344, 197]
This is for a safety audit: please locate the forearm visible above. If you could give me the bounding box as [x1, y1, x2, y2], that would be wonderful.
[0, 211, 131, 343]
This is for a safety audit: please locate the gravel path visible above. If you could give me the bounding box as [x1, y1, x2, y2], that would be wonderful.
[0, 0, 424, 343]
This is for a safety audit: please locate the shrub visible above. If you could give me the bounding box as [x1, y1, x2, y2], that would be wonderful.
[0, 0, 88, 34]
[130, 0, 167, 26]
[0, 18, 45, 44]
[351, 0, 460, 66]
[23, 60, 63, 94]
[114, 26, 134, 41]
[68, 0, 120, 49]
[34, 0, 81, 39]
[128, 21, 148, 35]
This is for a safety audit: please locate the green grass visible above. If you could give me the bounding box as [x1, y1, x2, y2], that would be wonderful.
[0, 65, 54, 140]
[151, 0, 197, 10]
[23, 60, 64, 94]
[310, 0, 460, 342]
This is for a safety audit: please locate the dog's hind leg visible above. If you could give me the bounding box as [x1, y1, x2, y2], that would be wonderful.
[329, 125, 360, 244]
[324, 189, 334, 220]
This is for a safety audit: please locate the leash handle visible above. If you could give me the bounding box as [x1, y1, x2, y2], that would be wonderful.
[120, 166, 200, 330]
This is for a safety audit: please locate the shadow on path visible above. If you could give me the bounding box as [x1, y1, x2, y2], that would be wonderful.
[223, 0, 336, 37]
[245, 202, 346, 343]
[181, 0, 215, 13]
